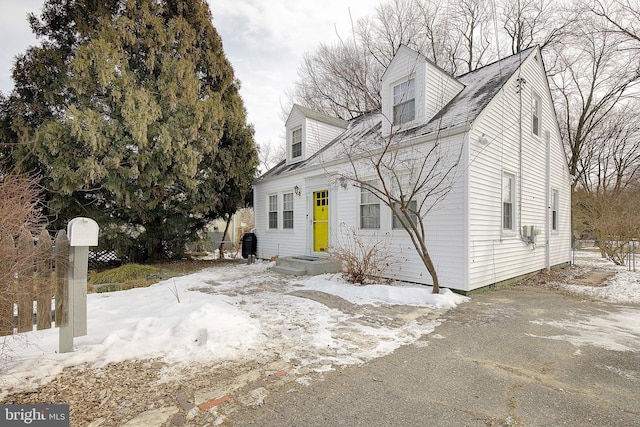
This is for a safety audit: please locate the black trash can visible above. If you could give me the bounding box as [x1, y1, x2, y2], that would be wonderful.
[241, 232, 257, 260]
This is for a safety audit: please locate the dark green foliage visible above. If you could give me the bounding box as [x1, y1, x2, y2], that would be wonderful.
[3, 0, 258, 261]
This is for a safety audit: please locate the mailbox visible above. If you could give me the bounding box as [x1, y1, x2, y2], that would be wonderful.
[67, 217, 99, 247]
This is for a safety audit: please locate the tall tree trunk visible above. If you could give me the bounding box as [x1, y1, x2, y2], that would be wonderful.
[218, 215, 232, 259]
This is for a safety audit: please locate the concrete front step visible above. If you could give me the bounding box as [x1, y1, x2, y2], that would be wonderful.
[274, 256, 341, 276]
[272, 265, 307, 276]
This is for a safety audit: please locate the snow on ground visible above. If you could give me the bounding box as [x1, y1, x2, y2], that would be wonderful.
[0, 261, 466, 398]
[529, 247, 640, 352]
[529, 308, 640, 352]
[1, 248, 638, 399]
[565, 249, 640, 304]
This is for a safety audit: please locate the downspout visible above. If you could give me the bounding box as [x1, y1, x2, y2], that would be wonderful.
[463, 132, 470, 291]
[545, 130, 551, 269]
[517, 75, 525, 240]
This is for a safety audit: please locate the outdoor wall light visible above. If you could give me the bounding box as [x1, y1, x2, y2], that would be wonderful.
[294, 185, 301, 196]
[339, 176, 348, 189]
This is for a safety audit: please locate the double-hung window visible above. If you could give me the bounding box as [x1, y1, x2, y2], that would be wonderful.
[532, 93, 541, 137]
[283, 192, 294, 229]
[551, 189, 559, 231]
[360, 181, 380, 229]
[268, 194, 278, 229]
[291, 128, 302, 158]
[502, 172, 515, 230]
[392, 200, 418, 229]
[393, 78, 415, 125]
[391, 175, 418, 230]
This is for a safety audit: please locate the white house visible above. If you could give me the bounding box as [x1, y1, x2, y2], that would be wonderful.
[253, 45, 572, 293]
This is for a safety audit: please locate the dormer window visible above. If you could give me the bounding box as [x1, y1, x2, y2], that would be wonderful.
[291, 128, 302, 158]
[393, 78, 415, 125]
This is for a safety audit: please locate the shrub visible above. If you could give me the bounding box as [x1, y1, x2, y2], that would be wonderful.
[330, 224, 394, 285]
[0, 174, 48, 337]
[89, 264, 159, 285]
[88, 264, 161, 294]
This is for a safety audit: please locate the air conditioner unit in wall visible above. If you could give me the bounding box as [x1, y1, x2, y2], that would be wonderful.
[522, 225, 536, 243]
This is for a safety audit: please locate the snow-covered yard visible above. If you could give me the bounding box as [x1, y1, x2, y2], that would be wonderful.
[1, 248, 638, 400]
[1, 260, 466, 398]
[565, 249, 640, 304]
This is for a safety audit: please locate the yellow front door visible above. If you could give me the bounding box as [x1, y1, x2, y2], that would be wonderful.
[313, 190, 329, 252]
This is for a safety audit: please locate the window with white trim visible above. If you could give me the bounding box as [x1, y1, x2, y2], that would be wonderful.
[360, 182, 380, 229]
[291, 128, 302, 158]
[532, 93, 541, 136]
[551, 189, 559, 231]
[503, 172, 515, 230]
[268, 194, 278, 229]
[390, 175, 418, 230]
[393, 78, 415, 125]
[283, 192, 294, 229]
[392, 200, 418, 229]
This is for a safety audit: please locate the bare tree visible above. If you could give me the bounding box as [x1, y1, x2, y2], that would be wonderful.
[258, 141, 286, 174]
[413, 0, 458, 72]
[586, 0, 640, 46]
[450, 0, 493, 73]
[578, 102, 640, 194]
[329, 113, 461, 294]
[1, 174, 48, 337]
[499, 0, 568, 54]
[548, 10, 640, 189]
[357, 0, 435, 68]
[574, 185, 640, 264]
[290, 0, 513, 118]
[291, 0, 464, 118]
[293, 40, 382, 120]
[572, 99, 640, 263]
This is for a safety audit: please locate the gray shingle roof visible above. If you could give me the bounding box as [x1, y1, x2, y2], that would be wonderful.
[290, 104, 349, 129]
[259, 47, 535, 180]
[412, 46, 536, 136]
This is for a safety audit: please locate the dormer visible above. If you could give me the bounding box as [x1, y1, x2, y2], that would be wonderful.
[285, 104, 348, 165]
[381, 45, 464, 135]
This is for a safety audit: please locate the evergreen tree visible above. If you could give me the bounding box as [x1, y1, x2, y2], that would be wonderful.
[5, 0, 258, 261]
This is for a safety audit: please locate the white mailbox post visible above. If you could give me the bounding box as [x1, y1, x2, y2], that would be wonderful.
[59, 217, 99, 353]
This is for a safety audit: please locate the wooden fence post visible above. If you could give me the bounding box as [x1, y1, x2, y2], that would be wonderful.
[36, 229, 53, 330]
[16, 228, 35, 333]
[0, 234, 16, 336]
[54, 230, 69, 328]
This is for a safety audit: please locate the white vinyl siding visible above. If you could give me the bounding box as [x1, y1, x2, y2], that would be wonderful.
[254, 179, 308, 259]
[380, 46, 463, 135]
[283, 192, 294, 229]
[285, 106, 347, 165]
[268, 195, 278, 229]
[255, 46, 571, 292]
[467, 48, 571, 291]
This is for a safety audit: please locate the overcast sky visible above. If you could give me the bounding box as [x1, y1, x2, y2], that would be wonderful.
[0, 0, 377, 151]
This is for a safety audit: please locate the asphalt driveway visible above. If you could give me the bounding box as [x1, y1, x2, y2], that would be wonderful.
[227, 285, 640, 427]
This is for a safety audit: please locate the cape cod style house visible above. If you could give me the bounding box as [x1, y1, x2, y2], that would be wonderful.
[253, 45, 572, 293]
